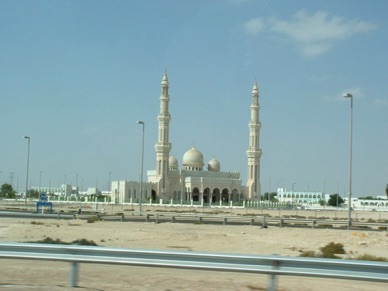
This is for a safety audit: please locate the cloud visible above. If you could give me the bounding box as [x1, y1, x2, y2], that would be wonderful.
[228, 0, 251, 4]
[323, 88, 364, 102]
[244, 10, 377, 57]
[374, 99, 388, 106]
[309, 74, 330, 82]
[243, 18, 266, 35]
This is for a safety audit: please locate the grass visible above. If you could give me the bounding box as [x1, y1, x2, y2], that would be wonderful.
[87, 215, 102, 223]
[316, 224, 334, 228]
[30, 221, 45, 225]
[27, 237, 97, 246]
[355, 254, 388, 262]
[299, 242, 388, 262]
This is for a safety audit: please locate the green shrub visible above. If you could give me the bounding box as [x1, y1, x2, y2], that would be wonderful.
[320, 242, 345, 259]
[71, 238, 97, 246]
[355, 254, 387, 262]
[87, 216, 101, 223]
[317, 224, 333, 228]
[299, 250, 316, 257]
[26, 237, 97, 246]
[30, 221, 45, 225]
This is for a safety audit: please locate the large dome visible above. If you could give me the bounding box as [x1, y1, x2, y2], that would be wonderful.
[208, 158, 221, 172]
[169, 156, 179, 169]
[182, 146, 204, 170]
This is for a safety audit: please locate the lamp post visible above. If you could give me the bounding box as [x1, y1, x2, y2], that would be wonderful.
[292, 182, 296, 205]
[39, 171, 43, 189]
[24, 136, 30, 206]
[137, 121, 145, 212]
[344, 93, 353, 230]
[108, 171, 112, 191]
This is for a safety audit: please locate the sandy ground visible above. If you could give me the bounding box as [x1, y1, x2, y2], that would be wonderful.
[0, 209, 388, 290]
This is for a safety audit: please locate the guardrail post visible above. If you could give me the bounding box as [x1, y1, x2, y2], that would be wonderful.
[312, 220, 316, 229]
[70, 261, 79, 287]
[223, 218, 226, 225]
[262, 216, 266, 228]
[268, 260, 279, 291]
[156, 213, 159, 223]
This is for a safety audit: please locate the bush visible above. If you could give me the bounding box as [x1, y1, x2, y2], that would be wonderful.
[317, 224, 333, 228]
[355, 254, 387, 262]
[26, 237, 97, 246]
[30, 221, 45, 225]
[299, 250, 316, 257]
[320, 242, 345, 259]
[87, 216, 102, 223]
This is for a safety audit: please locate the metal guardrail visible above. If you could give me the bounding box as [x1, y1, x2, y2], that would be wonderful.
[0, 243, 387, 290]
[1, 210, 388, 230]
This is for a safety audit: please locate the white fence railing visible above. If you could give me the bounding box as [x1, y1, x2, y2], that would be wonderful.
[0, 243, 387, 290]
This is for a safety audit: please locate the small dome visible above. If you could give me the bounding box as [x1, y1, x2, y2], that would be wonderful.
[208, 158, 221, 172]
[182, 146, 204, 170]
[169, 156, 179, 169]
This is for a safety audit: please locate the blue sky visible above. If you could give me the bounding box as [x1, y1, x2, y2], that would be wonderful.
[1, 0, 387, 197]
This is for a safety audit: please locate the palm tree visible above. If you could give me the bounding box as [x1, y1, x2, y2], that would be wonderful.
[386, 184, 388, 199]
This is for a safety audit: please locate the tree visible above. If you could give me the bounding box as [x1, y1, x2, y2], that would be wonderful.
[27, 189, 40, 199]
[0, 183, 16, 198]
[386, 184, 388, 199]
[327, 194, 344, 207]
[263, 192, 277, 202]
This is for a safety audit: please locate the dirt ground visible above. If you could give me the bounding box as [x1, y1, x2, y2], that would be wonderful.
[0, 208, 388, 290]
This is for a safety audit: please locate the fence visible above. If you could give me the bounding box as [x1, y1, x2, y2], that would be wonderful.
[0, 242, 387, 290]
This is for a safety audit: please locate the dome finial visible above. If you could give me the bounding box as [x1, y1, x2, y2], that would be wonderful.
[162, 70, 169, 85]
[252, 79, 259, 96]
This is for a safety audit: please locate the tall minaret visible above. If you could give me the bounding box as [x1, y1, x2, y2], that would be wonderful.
[154, 71, 172, 198]
[246, 80, 262, 200]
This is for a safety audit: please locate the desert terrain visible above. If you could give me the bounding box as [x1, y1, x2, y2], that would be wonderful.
[0, 207, 387, 290]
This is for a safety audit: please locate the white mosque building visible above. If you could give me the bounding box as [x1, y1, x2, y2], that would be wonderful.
[111, 72, 262, 205]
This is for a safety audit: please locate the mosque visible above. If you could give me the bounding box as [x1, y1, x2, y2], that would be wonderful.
[111, 72, 262, 204]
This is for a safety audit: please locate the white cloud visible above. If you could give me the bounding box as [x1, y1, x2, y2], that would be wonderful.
[374, 99, 388, 106]
[243, 18, 265, 35]
[244, 10, 377, 57]
[323, 88, 363, 102]
[228, 0, 251, 4]
[309, 74, 330, 82]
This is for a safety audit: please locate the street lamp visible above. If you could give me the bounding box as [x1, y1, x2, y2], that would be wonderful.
[137, 121, 145, 212]
[108, 171, 112, 191]
[39, 171, 43, 189]
[292, 183, 296, 205]
[344, 93, 353, 230]
[24, 136, 30, 206]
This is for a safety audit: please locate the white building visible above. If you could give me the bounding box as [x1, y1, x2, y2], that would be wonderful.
[32, 184, 73, 197]
[111, 72, 262, 204]
[276, 188, 323, 205]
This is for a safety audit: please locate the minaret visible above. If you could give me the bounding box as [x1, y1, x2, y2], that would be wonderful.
[154, 71, 172, 198]
[246, 80, 262, 200]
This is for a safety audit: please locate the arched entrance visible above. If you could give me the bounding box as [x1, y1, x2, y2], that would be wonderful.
[192, 187, 200, 201]
[151, 190, 157, 201]
[212, 188, 220, 203]
[203, 188, 210, 203]
[221, 188, 229, 203]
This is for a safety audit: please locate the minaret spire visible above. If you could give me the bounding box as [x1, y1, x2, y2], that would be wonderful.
[246, 80, 262, 200]
[155, 71, 172, 198]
